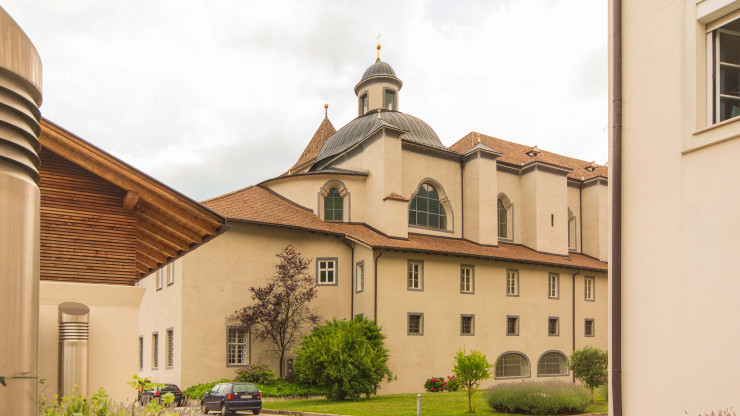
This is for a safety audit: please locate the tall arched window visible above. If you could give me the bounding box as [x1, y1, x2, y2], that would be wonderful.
[409, 183, 447, 229]
[497, 199, 507, 238]
[324, 188, 343, 221]
[537, 351, 568, 376]
[494, 352, 530, 378]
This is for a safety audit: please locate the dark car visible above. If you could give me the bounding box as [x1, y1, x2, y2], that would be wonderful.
[200, 382, 262, 415]
[139, 383, 183, 407]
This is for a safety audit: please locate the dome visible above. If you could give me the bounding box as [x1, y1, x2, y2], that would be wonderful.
[360, 59, 398, 82]
[314, 111, 446, 166]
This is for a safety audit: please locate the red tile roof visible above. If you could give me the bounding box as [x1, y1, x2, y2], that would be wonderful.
[290, 117, 336, 171]
[450, 132, 608, 181]
[202, 186, 607, 272]
[383, 192, 410, 202]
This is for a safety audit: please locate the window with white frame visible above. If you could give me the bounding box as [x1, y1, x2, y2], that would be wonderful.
[548, 273, 559, 299]
[227, 327, 249, 366]
[166, 329, 174, 368]
[151, 332, 159, 369]
[506, 269, 519, 296]
[408, 313, 423, 335]
[585, 319, 595, 337]
[460, 265, 474, 294]
[356, 261, 364, 292]
[708, 15, 740, 123]
[407, 260, 423, 291]
[316, 258, 337, 285]
[585, 276, 595, 301]
[167, 264, 175, 286]
[156, 270, 163, 291]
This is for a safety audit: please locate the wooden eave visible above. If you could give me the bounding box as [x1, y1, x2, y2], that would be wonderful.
[39, 118, 227, 280]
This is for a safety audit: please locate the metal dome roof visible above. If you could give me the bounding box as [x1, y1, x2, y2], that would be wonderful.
[314, 111, 446, 166]
[360, 59, 399, 82]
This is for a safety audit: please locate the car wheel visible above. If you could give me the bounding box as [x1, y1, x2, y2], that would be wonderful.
[220, 403, 228, 415]
[201, 402, 208, 414]
[252, 410, 261, 415]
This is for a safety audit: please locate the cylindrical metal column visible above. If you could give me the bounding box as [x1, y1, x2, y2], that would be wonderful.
[0, 5, 43, 416]
[58, 303, 90, 397]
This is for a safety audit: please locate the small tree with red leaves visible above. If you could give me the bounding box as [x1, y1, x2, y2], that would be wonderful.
[229, 245, 320, 378]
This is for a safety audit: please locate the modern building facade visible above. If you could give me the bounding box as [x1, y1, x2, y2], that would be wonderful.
[611, 0, 740, 413]
[139, 52, 609, 394]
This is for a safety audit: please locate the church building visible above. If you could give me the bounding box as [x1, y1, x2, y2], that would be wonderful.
[137, 48, 609, 394]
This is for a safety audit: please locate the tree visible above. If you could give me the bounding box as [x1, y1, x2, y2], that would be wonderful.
[568, 345, 608, 402]
[229, 245, 320, 378]
[293, 317, 395, 400]
[453, 348, 493, 413]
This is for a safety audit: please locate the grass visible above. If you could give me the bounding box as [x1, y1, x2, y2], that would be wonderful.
[264, 386, 609, 416]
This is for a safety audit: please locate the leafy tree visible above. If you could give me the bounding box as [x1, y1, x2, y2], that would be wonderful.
[453, 348, 493, 413]
[568, 345, 608, 402]
[293, 317, 395, 400]
[229, 245, 320, 378]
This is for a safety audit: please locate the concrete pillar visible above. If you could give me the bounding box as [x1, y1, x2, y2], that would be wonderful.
[0, 6, 43, 416]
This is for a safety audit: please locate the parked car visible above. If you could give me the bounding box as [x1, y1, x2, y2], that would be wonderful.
[140, 383, 183, 407]
[200, 382, 262, 415]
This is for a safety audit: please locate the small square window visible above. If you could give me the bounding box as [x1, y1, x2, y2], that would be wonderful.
[548, 273, 559, 299]
[506, 269, 519, 296]
[408, 313, 424, 335]
[155, 270, 163, 291]
[506, 316, 519, 336]
[461, 315, 475, 336]
[548, 317, 559, 336]
[584, 277, 595, 301]
[316, 258, 338, 285]
[585, 319, 595, 337]
[407, 260, 423, 291]
[356, 261, 365, 293]
[460, 265, 474, 294]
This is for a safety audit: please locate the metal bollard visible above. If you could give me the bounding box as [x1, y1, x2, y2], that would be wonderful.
[417, 393, 421, 416]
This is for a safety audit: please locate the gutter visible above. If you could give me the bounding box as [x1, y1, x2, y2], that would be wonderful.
[572, 269, 580, 383]
[610, 0, 623, 414]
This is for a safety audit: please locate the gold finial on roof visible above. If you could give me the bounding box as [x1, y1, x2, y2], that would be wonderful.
[324, 102, 329, 118]
[377, 33, 382, 59]
[377, 109, 381, 119]
[476, 133, 481, 143]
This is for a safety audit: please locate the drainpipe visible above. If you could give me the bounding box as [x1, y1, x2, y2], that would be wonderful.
[0, 8, 43, 416]
[571, 269, 580, 383]
[460, 158, 465, 240]
[343, 240, 355, 319]
[610, 0, 623, 413]
[373, 250, 383, 321]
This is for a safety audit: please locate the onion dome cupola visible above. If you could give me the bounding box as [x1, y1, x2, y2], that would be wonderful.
[354, 43, 403, 116]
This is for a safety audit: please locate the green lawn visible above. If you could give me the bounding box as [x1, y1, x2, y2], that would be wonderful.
[263, 388, 608, 416]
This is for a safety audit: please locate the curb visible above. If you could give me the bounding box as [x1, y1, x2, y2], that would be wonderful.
[262, 410, 348, 416]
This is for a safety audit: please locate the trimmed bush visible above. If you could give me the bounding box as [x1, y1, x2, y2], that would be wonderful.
[423, 377, 447, 392]
[183, 379, 232, 399]
[234, 363, 275, 384]
[484, 381, 590, 415]
[183, 378, 327, 400]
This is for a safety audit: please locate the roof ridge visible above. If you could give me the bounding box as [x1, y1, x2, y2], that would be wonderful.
[256, 185, 314, 212]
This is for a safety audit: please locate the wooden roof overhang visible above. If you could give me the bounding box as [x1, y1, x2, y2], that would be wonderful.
[39, 119, 227, 280]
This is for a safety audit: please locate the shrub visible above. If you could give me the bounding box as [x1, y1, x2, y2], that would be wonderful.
[445, 375, 462, 392]
[484, 381, 590, 415]
[424, 377, 447, 392]
[568, 345, 608, 401]
[183, 378, 327, 400]
[235, 363, 275, 384]
[294, 316, 395, 400]
[182, 378, 232, 399]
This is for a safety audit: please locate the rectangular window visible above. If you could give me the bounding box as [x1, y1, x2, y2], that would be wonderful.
[167, 264, 175, 286]
[548, 317, 559, 336]
[156, 270, 163, 291]
[360, 93, 369, 115]
[151, 332, 159, 369]
[407, 260, 423, 291]
[356, 261, 364, 293]
[460, 265, 474, 294]
[506, 269, 519, 296]
[407, 313, 424, 335]
[227, 327, 249, 366]
[316, 258, 337, 285]
[584, 277, 595, 301]
[138, 336, 143, 371]
[709, 16, 740, 123]
[585, 319, 595, 337]
[548, 273, 559, 299]
[506, 316, 519, 336]
[460, 314, 475, 336]
[384, 89, 396, 111]
[166, 328, 174, 368]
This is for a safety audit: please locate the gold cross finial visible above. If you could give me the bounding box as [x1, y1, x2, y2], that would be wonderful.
[324, 101, 329, 118]
[477, 133, 481, 143]
[377, 33, 382, 59]
[377, 109, 382, 119]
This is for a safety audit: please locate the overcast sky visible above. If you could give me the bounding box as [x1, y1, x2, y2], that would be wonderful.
[4, 0, 607, 201]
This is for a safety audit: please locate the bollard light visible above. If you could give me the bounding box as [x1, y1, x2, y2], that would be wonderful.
[417, 393, 422, 416]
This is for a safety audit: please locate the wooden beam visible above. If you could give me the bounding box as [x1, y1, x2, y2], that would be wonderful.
[137, 224, 186, 254]
[123, 191, 139, 210]
[138, 243, 169, 267]
[136, 249, 161, 270]
[138, 215, 192, 251]
[137, 204, 203, 244]
[137, 229, 179, 259]
[136, 261, 153, 276]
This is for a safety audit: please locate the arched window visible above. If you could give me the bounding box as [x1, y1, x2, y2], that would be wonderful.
[494, 352, 530, 378]
[409, 183, 447, 229]
[497, 199, 507, 238]
[324, 188, 343, 221]
[537, 351, 568, 376]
